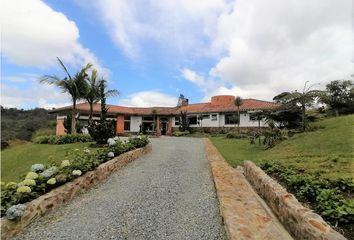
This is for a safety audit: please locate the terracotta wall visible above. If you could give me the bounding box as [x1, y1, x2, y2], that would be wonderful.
[211, 95, 235, 106]
[56, 119, 66, 136]
[116, 115, 125, 135]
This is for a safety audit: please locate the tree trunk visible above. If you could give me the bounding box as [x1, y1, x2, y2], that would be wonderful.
[258, 119, 261, 145]
[237, 107, 240, 134]
[88, 102, 93, 124]
[71, 99, 77, 134]
[335, 109, 339, 117]
[302, 105, 306, 132]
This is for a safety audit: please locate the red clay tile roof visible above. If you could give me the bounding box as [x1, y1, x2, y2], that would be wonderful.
[50, 98, 279, 115]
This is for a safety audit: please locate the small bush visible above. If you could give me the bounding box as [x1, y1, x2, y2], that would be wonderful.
[172, 131, 189, 137]
[225, 133, 249, 139]
[1, 140, 10, 150]
[88, 121, 115, 144]
[33, 134, 92, 144]
[31, 128, 55, 140]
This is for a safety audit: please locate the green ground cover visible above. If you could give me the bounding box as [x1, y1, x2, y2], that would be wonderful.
[1, 142, 96, 182]
[210, 114, 354, 180]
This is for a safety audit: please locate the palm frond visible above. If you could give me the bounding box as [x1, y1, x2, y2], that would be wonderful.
[105, 89, 120, 98]
[56, 57, 72, 80]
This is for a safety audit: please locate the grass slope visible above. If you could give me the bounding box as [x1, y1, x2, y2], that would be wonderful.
[1, 142, 94, 182]
[210, 114, 354, 180]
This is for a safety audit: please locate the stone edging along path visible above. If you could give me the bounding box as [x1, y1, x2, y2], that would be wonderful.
[0, 144, 152, 240]
[203, 138, 293, 240]
[243, 161, 346, 240]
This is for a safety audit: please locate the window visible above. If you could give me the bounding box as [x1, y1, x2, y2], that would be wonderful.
[202, 114, 210, 119]
[175, 118, 179, 126]
[249, 114, 257, 121]
[224, 114, 239, 125]
[124, 116, 131, 131]
[143, 116, 153, 122]
[188, 116, 198, 125]
[211, 114, 217, 121]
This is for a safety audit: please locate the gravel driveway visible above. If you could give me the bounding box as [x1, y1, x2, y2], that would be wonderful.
[15, 137, 226, 240]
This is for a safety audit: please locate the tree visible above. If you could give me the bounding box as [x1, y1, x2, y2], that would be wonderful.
[275, 82, 323, 131]
[85, 70, 119, 123]
[249, 111, 266, 144]
[234, 96, 243, 133]
[321, 80, 354, 116]
[151, 109, 157, 133]
[40, 58, 92, 134]
[87, 80, 115, 144]
[178, 111, 189, 132]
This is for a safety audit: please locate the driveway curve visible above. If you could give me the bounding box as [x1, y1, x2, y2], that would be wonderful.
[15, 137, 226, 240]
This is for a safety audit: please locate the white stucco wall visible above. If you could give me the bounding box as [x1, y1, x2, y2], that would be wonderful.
[221, 112, 268, 127]
[170, 112, 267, 128]
[130, 116, 142, 132]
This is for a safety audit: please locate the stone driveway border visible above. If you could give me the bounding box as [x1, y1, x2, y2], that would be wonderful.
[204, 138, 293, 240]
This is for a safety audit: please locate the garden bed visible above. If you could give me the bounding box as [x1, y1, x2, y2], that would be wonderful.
[1, 137, 151, 240]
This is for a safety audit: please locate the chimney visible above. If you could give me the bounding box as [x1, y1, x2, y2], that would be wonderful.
[177, 94, 189, 107]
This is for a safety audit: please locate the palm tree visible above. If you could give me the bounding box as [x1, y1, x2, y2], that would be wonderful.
[276, 81, 323, 131]
[40, 57, 92, 134]
[85, 70, 119, 123]
[234, 96, 243, 133]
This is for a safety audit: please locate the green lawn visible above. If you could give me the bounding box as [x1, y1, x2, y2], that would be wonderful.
[1, 142, 96, 182]
[210, 114, 354, 180]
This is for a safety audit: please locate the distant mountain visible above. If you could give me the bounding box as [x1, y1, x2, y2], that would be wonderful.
[1, 106, 56, 141]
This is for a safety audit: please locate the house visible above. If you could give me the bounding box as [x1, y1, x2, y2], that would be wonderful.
[50, 95, 279, 136]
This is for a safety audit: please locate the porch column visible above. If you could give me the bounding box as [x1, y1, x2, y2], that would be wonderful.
[56, 119, 66, 136]
[167, 117, 173, 135]
[156, 116, 161, 136]
[116, 115, 124, 135]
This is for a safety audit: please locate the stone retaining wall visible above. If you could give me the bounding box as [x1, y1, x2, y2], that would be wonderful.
[204, 139, 293, 240]
[0, 144, 152, 240]
[243, 160, 346, 240]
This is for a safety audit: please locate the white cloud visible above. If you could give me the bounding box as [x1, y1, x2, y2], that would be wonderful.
[180, 0, 353, 101]
[119, 91, 178, 107]
[0, 0, 107, 74]
[83, 0, 228, 58]
[1, 81, 71, 109]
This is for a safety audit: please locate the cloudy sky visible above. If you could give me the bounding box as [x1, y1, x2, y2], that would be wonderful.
[1, 0, 352, 109]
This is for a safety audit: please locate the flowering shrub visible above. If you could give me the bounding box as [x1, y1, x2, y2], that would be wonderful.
[17, 186, 31, 193]
[20, 179, 36, 186]
[47, 178, 56, 185]
[5, 204, 26, 220]
[25, 172, 38, 180]
[72, 170, 82, 176]
[33, 134, 92, 145]
[31, 164, 44, 172]
[40, 166, 58, 178]
[107, 152, 115, 158]
[1, 136, 149, 218]
[60, 160, 71, 168]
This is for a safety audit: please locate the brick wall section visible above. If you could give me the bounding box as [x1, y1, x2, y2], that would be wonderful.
[243, 161, 346, 240]
[116, 115, 125, 135]
[1, 144, 152, 240]
[56, 119, 66, 136]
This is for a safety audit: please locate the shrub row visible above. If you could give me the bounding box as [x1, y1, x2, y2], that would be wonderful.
[225, 133, 249, 139]
[1, 136, 149, 218]
[33, 134, 92, 144]
[172, 131, 190, 137]
[259, 162, 354, 226]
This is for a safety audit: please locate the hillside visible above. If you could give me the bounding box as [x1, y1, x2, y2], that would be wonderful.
[211, 114, 354, 180]
[1, 106, 56, 142]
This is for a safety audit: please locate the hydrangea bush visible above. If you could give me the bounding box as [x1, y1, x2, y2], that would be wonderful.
[1, 136, 149, 219]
